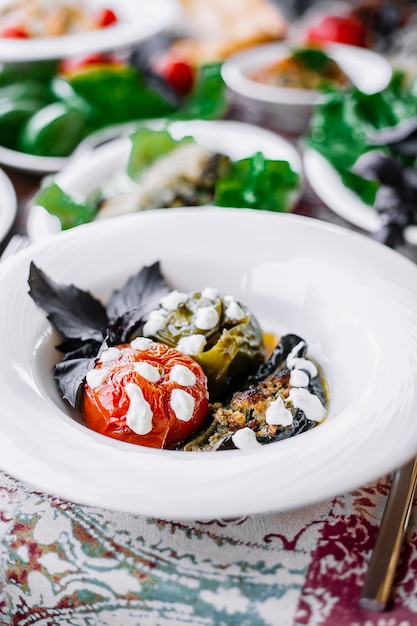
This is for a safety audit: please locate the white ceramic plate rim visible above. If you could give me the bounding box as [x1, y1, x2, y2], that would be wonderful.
[221, 41, 392, 105]
[2, 209, 417, 519]
[0, 0, 180, 62]
[303, 148, 417, 245]
[0, 144, 68, 175]
[27, 119, 304, 242]
[0, 167, 17, 243]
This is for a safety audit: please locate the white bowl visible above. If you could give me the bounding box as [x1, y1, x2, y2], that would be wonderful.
[2, 208, 417, 519]
[0, 167, 17, 244]
[221, 41, 392, 133]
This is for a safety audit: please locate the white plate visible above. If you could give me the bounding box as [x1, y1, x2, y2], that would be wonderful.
[221, 42, 392, 133]
[0, 167, 17, 243]
[304, 148, 417, 246]
[27, 119, 303, 242]
[0, 0, 180, 62]
[0, 144, 68, 175]
[2, 208, 417, 519]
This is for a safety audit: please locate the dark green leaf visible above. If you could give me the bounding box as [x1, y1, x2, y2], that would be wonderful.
[127, 128, 193, 179]
[34, 183, 99, 230]
[214, 152, 300, 212]
[174, 63, 227, 121]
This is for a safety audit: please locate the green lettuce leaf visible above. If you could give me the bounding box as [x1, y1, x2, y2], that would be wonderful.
[127, 127, 193, 179]
[214, 152, 300, 212]
[34, 182, 99, 229]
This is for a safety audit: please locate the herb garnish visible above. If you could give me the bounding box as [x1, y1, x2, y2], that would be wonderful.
[306, 72, 417, 247]
[28, 261, 169, 406]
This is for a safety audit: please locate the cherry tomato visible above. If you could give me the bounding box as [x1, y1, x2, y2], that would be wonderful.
[305, 15, 366, 47]
[154, 52, 195, 96]
[96, 8, 118, 28]
[1, 26, 29, 38]
[82, 342, 209, 449]
[59, 53, 119, 75]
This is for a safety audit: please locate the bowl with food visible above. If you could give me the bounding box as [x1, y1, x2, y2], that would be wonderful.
[27, 119, 303, 241]
[0, 45, 227, 174]
[2, 208, 417, 519]
[0, 0, 180, 62]
[221, 41, 392, 133]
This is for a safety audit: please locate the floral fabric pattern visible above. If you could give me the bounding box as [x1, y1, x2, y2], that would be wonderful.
[1, 470, 417, 626]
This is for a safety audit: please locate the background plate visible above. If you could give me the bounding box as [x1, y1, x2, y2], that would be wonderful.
[0, 167, 17, 244]
[27, 119, 303, 241]
[0, 0, 180, 62]
[304, 148, 417, 245]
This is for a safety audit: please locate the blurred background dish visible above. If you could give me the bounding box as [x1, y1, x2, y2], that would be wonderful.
[303, 148, 417, 245]
[0, 47, 227, 174]
[0, 166, 17, 243]
[168, 0, 288, 65]
[0, 144, 68, 174]
[27, 119, 303, 241]
[221, 40, 392, 133]
[0, 0, 181, 62]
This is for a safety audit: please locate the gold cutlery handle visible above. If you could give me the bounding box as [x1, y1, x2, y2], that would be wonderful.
[359, 456, 417, 611]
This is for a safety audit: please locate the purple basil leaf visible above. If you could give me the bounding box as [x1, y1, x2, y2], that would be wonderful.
[371, 222, 405, 248]
[53, 353, 96, 408]
[353, 151, 403, 187]
[53, 339, 109, 408]
[106, 306, 147, 345]
[393, 136, 417, 156]
[374, 185, 402, 213]
[55, 337, 102, 357]
[401, 168, 417, 199]
[28, 262, 108, 342]
[106, 261, 169, 320]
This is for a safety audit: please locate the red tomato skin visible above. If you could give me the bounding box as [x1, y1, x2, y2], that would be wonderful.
[1, 26, 29, 38]
[59, 53, 121, 74]
[305, 15, 366, 47]
[154, 53, 195, 95]
[96, 8, 118, 28]
[82, 343, 209, 449]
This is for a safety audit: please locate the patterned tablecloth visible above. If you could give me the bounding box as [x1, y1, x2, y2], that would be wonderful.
[1, 466, 417, 626]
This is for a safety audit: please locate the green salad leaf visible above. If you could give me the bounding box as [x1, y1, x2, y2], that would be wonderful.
[291, 47, 335, 72]
[173, 63, 228, 121]
[127, 127, 193, 179]
[305, 72, 417, 204]
[214, 152, 299, 212]
[34, 182, 98, 230]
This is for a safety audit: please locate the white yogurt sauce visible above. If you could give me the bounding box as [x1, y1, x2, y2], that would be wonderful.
[195, 305, 219, 330]
[86, 368, 110, 389]
[125, 383, 153, 435]
[169, 364, 196, 386]
[160, 290, 188, 311]
[225, 300, 245, 322]
[288, 387, 326, 422]
[134, 362, 161, 383]
[170, 388, 195, 422]
[232, 427, 262, 449]
[177, 334, 207, 355]
[266, 396, 293, 426]
[130, 337, 154, 351]
[99, 347, 121, 363]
